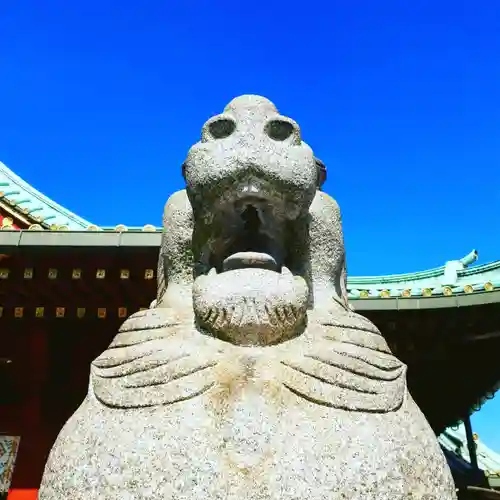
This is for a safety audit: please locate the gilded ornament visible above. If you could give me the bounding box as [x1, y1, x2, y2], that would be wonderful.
[143, 224, 156, 232]
[144, 269, 154, 280]
[77, 308, 86, 318]
[96, 269, 106, 279]
[24, 268, 33, 279]
[120, 269, 130, 279]
[422, 288, 433, 297]
[115, 224, 128, 232]
[72, 269, 82, 279]
[0, 268, 10, 279]
[0, 307, 3, 317]
[463, 284, 474, 294]
[380, 289, 390, 298]
[86, 225, 99, 231]
[56, 307, 65, 318]
[98, 308, 107, 319]
[484, 282, 494, 291]
[443, 286, 453, 296]
[402, 289, 412, 297]
[36, 307, 45, 318]
[118, 307, 127, 318]
[14, 307, 23, 318]
[1, 216, 13, 227]
[48, 269, 58, 279]
[28, 224, 43, 231]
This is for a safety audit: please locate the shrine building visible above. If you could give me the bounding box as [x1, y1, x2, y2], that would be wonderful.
[1, 160, 499, 500]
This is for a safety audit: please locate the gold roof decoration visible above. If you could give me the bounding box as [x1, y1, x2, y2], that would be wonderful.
[484, 282, 494, 291]
[359, 290, 369, 298]
[143, 224, 156, 232]
[401, 289, 412, 297]
[28, 224, 43, 230]
[380, 289, 390, 298]
[443, 286, 453, 296]
[115, 224, 128, 232]
[464, 284, 474, 294]
[57, 225, 70, 231]
[1, 217, 13, 229]
[422, 288, 433, 297]
[86, 224, 100, 231]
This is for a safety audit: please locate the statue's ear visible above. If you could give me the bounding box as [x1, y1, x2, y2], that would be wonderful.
[315, 157, 327, 189]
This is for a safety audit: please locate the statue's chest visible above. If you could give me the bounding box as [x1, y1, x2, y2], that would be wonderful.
[213, 383, 280, 471]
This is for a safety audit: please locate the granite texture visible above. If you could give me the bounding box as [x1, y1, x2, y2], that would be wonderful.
[39, 95, 457, 499]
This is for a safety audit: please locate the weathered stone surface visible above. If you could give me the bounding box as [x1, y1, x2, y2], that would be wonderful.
[39, 95, 457, 499]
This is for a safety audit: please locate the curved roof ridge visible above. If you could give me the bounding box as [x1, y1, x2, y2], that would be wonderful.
[348, 265, 446, 285]
[0, 161, 93, 229]
[459, 261, 500, 276]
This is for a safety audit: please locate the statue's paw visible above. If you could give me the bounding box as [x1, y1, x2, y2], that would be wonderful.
[280, 337, 406, 413]
[92, 339, 220, 408]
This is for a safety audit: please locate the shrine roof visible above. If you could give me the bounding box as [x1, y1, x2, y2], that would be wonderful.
[0, 161, 92, 230]
[1, 159, 500, 304]
[439, 423, 500, 488]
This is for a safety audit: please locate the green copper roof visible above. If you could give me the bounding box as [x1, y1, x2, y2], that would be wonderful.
[0, 161, 92, 229]
[347, 250, 500, 300]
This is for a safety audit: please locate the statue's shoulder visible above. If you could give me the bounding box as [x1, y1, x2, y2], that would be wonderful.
[111, 307, 184, 347]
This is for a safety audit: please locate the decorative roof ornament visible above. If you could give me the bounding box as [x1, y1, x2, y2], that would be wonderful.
[443, 249, 478, 286]
[459, 249, 479, 267]
[114, 224, 128, 232]
[1, 217, 13, 229]
[86, 224, 100, 231]
[142, 224, 156, 232]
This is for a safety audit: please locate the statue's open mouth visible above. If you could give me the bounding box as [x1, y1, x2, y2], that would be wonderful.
[204, 198, 293, 277]
[192, 181, 309, 346]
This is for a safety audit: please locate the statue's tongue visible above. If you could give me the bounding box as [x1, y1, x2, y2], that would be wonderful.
[222, 251, 278, 272]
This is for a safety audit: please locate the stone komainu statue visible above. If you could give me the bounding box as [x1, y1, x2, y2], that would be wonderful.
[39, 95, 457, 500]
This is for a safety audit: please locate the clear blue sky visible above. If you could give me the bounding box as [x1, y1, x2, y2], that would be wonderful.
[1, 1, 499, 450]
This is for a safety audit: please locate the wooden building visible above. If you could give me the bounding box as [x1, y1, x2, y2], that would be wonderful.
[1, 161, 499, 499]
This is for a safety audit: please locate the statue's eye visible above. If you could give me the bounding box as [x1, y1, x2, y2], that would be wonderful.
[265, 119, 296, 141]
[208, 118, 236, 139]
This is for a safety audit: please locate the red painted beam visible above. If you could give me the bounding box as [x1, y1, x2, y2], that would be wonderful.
[8, 489, 38, 500]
